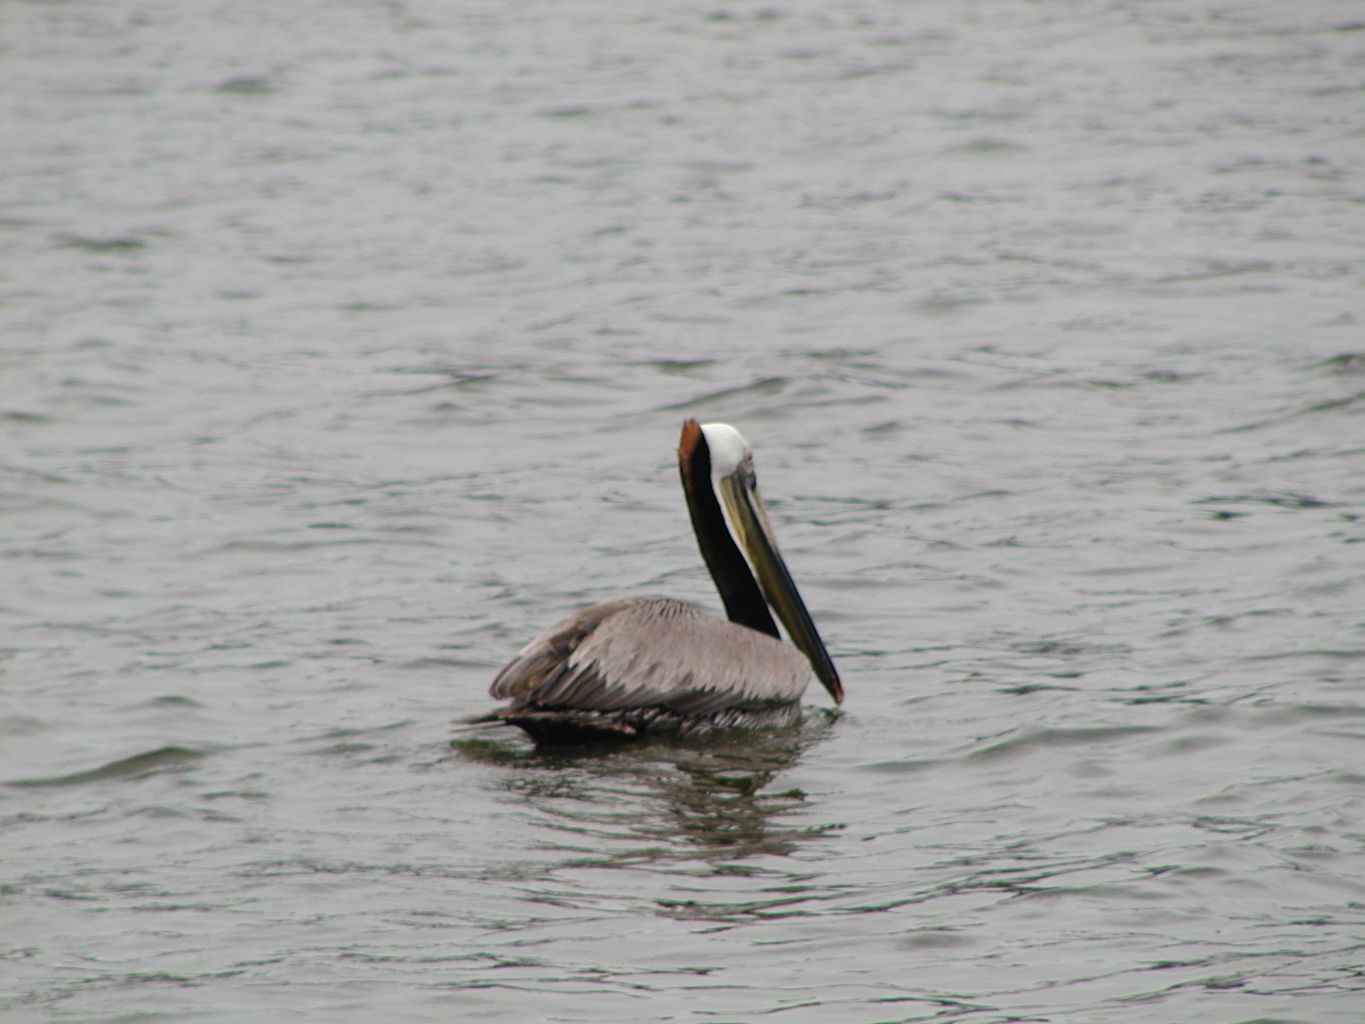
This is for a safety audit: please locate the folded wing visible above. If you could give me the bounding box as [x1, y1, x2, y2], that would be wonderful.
[490, 597, 814, 719]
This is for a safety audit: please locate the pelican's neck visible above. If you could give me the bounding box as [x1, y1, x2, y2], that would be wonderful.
[678, 420, 778, 637]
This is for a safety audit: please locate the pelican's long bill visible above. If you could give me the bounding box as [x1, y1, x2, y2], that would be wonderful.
[700, 422, 844, 704]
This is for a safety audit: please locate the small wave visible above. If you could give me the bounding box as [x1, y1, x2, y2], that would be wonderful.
[655, 376, 790, 412]
[967, 725, 1160, 762]
[1317, 352, 1365, 375]
[1219, 391, 1365, 432]
[54, 233, 147, 252]
[5, 746, 206, 788]
[1193, 491, 1338, 510]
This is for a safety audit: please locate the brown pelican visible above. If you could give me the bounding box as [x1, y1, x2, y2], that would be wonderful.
[472, 419, 843, 744]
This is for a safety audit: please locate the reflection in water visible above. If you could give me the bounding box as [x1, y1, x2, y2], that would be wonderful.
[453, 712, 841, 874]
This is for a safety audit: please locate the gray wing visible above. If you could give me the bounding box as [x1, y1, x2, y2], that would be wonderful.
[489, 597, 814, 716]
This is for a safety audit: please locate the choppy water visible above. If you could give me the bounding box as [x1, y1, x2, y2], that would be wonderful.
[4, 1, 1365, 1021]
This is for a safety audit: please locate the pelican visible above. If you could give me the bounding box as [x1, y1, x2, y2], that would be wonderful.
[472, 419, 843, 744]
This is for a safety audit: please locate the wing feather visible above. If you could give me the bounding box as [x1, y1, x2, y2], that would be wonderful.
[489, 597, 813, 716]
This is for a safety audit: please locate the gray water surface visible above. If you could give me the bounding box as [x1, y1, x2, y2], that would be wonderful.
[4, 1, 1365, 1021]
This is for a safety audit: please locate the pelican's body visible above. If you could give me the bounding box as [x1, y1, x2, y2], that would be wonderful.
[476, 420, 842, 743]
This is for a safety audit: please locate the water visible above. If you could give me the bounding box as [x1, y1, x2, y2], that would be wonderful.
[4, 0, 1364, 1020]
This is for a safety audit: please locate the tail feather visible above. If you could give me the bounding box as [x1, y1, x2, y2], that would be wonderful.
[462, 707, 640, 745]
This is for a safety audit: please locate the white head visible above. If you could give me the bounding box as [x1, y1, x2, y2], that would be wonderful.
[699, 422, 751, 480]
